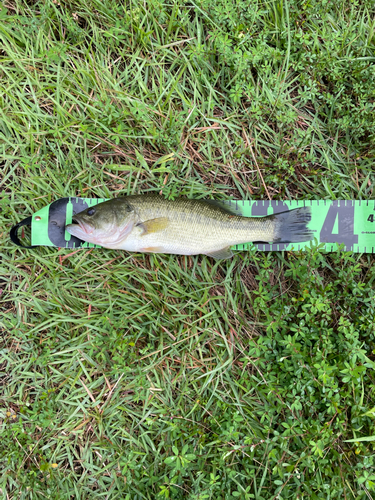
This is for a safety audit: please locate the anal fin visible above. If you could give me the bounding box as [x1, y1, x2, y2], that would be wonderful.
[205, 246, 233, 260]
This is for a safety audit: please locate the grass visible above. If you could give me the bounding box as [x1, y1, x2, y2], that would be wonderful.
[1, 0, 375, 498]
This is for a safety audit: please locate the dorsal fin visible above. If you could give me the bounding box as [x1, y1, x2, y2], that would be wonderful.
[203, 199, 243, 216]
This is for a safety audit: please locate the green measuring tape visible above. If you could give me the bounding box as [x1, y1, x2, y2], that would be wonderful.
[9, 198, 375, 253]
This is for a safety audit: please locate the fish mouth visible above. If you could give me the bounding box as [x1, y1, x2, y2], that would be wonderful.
[67, 218, 94, 235]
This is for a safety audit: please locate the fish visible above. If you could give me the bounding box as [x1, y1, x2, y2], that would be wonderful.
[65, 195, 312, 259]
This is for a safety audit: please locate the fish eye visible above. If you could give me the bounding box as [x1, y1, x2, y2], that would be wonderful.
[87, 208, 96, 216]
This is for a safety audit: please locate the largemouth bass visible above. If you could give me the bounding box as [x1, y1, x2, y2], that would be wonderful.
[66, 195, 312, 259]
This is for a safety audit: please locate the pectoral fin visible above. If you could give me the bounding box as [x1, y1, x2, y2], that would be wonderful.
[137, 217, 169, 235]
[205, 246, 233, 260]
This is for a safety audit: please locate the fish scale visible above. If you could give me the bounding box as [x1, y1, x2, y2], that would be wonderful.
[131, 197, 277, 254]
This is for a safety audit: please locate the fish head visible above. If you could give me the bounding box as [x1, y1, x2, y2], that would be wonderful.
[66, 198, 135, 246]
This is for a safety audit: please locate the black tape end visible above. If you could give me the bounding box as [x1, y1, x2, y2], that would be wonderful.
[10, 216, 37, 248]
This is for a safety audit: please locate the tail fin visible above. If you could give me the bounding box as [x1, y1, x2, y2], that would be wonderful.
[272, 207, 313, 243]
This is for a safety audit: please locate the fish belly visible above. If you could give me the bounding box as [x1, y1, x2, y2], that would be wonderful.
[115, 219, 273, 255]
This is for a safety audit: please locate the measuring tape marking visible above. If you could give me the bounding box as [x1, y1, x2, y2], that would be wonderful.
[9, 198, 375, 253]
